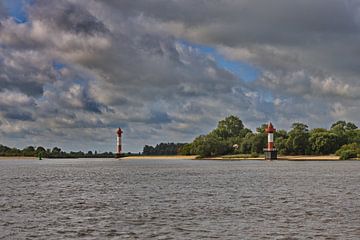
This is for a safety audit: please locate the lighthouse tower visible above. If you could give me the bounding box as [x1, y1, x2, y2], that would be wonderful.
[116, 128, 123, 158]
[264, 122, 277, 160]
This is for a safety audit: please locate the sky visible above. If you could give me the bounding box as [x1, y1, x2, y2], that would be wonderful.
[0, 0, 359, 152]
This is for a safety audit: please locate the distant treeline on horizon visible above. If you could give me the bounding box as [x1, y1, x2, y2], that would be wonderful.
[0, 145, 114, 158]
[142, 116, 360, 160]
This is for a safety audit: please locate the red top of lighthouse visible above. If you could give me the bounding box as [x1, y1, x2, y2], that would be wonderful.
[265, 122, 276, 133]
[117, 128, 123, 136]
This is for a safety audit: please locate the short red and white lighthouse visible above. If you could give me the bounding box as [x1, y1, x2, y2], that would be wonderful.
[264, 122, 277, 160]
[116, 128, 123, 158]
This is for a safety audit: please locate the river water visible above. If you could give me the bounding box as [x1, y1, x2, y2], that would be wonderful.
[1, 158, 360, 239]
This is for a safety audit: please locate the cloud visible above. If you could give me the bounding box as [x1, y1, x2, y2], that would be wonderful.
[0, 90, 34, 107]
[108, 0, 360, 93]
[4, 111, 34, 121]
[0, 0, 359, 151]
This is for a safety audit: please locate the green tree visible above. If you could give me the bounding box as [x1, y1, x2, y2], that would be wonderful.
[309, 132, 339, 154]
[292, 123, 309, 132]
[330, 120, 357, 131]
[251, 133, 267, 154]
[35, 146, 46, 157]
[330, 120, 358, 146]
[346, 122, 358, 130]
[0, 145, 11, 155]
[9, 148, 21, 156]
[190, 135, 230, 157]
[240, 133, 255, 154]
[178, 143, 192, 155]
[36, 146, 46, 153]
[336, 143, 360, 160]
[331, 120, 347, 130]
[256, 124, 268, 134]
[52, 147, 61, 154]
[143, 145, 155, 155]
[142, 143, 186, 155]
[274, 129, 288, 155]
[275, 137, 287, 155]
[348, 129, 360, 144]
[212, 115, 244, 140]
[22, 146, 36, 157]
[286, 123, 310, 155]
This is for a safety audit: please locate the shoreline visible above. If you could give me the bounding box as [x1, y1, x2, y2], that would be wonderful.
[122, 155, 359, 161]
[122, 155, 197, 160]
[0, 155, 358, 161]
[203, 155, 360, 161]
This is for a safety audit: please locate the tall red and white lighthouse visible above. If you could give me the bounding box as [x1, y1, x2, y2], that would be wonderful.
[116, 128, 123, 158]
[264, 122, 277, 160]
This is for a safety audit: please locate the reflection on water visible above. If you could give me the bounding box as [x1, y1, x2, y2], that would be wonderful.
[1, 159, 360, 239]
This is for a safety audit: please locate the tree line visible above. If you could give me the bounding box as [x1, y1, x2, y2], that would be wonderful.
[0, 145, 114, 158]
[171, 116, 360, 159]
[143, 143, 187, 155]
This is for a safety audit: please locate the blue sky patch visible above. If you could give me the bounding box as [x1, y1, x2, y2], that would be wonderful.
[178, 40, 260, 82]
[3, 0, 33, 23]
[52, 60, 66, 71]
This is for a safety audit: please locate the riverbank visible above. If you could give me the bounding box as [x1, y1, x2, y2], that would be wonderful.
[121, 155, 360, 161]
[204, 155, 360, 161]
[122, 155, 197, 160]
[1, 155, 357, 161]
[279, 155, 340, 161]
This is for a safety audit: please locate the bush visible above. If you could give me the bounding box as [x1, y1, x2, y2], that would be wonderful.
[339, 150, 357, 160]
[336, 143, 360, 160]
[190, 134, 231, 157]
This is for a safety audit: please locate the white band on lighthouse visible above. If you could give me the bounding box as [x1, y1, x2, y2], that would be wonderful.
[268, 133, 273, 142]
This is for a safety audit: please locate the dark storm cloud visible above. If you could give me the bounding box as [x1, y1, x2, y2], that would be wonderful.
[97, 0, 360, 96]
[148, 111, 172, 124]
[100, 0, 357, 44]
[29, 0, 108, 35]
[0, 80, 43, 96]
[5, 111, 34, 121]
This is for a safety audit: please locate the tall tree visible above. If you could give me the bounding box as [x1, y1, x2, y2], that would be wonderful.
[212, 115, 244, 140]
[309, 132, 339, 154]
[286, 123, 310, 155]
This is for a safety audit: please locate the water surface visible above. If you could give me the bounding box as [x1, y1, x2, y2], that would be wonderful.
[1, 158, 360, 239]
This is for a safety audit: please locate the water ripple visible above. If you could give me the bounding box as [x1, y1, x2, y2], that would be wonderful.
[0, 159, 360, 239]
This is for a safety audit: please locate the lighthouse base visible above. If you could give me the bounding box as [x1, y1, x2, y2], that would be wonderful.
[264, 150, 277, 160]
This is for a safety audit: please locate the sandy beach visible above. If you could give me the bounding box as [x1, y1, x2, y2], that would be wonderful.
[122, 155, 197, 160]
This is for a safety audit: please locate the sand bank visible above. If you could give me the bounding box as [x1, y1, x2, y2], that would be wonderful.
[122, 155, 197, 160]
